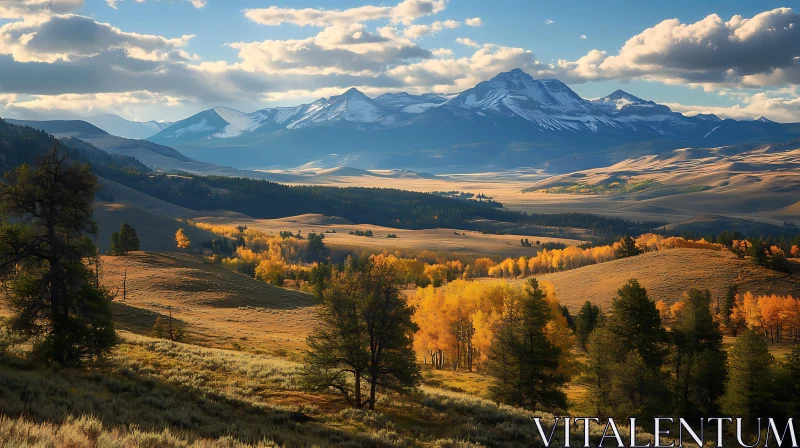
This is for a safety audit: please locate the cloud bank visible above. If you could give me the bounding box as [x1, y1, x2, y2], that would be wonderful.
[0, 2, 798, 122]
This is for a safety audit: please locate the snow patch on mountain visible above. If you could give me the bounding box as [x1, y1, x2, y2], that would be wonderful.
[212, 107, 263, 138]
[172, 119, 215, 137]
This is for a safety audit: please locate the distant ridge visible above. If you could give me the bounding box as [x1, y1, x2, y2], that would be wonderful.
[6, 119, 108, 136]
[146, 69, 800, 170]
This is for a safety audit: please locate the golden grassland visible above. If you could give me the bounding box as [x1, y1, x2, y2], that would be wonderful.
[0, 332, 652, 447]
[510, 249, 800, 310]
[1, 247, 797, 447]
[190, 213, 584, 260]
[101, 252, 319, 358]
[265, 164, 800, 225]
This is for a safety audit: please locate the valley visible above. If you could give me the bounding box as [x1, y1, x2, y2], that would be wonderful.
[2, 68, 800, 448]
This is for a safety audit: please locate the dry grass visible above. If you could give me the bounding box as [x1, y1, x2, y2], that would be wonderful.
[94, 202, 220, 254]
[506, 248, 800, 310]
[101, 252, 319, 357]
[0, 331, 657, 447]
[193, 214, 583, 260]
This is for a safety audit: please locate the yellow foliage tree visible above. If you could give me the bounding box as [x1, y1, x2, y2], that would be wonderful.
[410, 278, 574, 374]
[175, 228, 190, 250]
[655, 300, 669, 320]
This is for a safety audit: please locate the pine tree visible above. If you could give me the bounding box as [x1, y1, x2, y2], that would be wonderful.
[721, 329, 776, 424]
[614, 236, 641, 259]
[109, 223, 140, 255]
[606, 279, 666, 369]
[722, 284, 738, 329]
[671, 289, 727, 417]
[0, 146, 115, 365]
[575, 301, 601, 350]
[487, 278, 568, 410]
[583, 327, 624, 415]
[782, 344, 800, 416]
[302, 258, 420, 410]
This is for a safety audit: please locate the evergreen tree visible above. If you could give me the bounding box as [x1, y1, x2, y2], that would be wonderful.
[613, 350, 670, 421]
[781, 344, 800, 416]
[583, 327, 624, 415]
[302, 258, 420, 410]
[487, 278, 568, 410]
[582, 279, 669, 421]
[575, 301, 601, 350]
[722, 284, 738, 329]
[721, 329, 776, 424]
[614, 236, 641, 259]
[606, 279, 667, 369]
[0, 147, 115, 365]
[109, 223, 140, 255]
[671, 289, 727, 417]
[748, 240, 767, 266]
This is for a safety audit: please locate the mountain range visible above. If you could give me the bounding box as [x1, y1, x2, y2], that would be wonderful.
[84, 114, 173, 140]
[148, 69, 800, 170]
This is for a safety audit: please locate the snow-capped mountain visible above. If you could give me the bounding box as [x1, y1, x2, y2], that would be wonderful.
[85, 114, 173, 140]
[374, 92, 452, 114]
[149, 69, 800, 169]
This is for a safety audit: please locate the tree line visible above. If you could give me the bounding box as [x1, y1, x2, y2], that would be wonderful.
[305, 253, 800, 430]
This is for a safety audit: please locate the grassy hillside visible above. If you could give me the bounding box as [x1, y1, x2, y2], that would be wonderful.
[523, 249, 800, 310]
[0, 331, 642, 447]
[102, 252, 319, 356]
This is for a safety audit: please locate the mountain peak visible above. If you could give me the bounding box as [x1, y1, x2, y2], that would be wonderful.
[755, 116, 775, 123]
[491, 68, 532, 82]
[341, 87, 368, 99]
[605, 89, 644, 102]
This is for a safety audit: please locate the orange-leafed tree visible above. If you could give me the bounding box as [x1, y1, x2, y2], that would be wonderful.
[655, 300, 670, 320]
[669, 301, 685, 320]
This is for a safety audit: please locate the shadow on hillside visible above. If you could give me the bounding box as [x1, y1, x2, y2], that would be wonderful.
[108, 252, 319, 311]
[0, 361, 384, 447]
[111, 302, 194, 336]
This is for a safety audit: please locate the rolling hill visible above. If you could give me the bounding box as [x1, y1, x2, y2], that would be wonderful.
[102, 251, 319, 355]
[520, 249, 800, 310]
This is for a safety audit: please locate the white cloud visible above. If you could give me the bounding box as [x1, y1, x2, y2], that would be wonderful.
[404, 19, 459, 39]
[561, 8, 800, 89]
[465, 17, 483, 27]
[1, 2, 799, 123]
[666, 88, 800, 123]
[455, 37, 479, 48]
[106, 0, 206, 10]
[226, 24, 430, 76]
[0, 14, 194, 63]
[0, 90, 185, 119]
[0, 0, 82, 19]
[245, 0, 446, 27]
[545, 19, 554, 25]
[386, 44, 550, 93]
[580, 34, 587, 39]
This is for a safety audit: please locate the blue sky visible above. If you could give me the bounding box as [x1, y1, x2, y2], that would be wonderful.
[0, 0, 798, 122]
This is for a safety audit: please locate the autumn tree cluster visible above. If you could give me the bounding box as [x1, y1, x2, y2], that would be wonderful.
[725, 292, 800, 342]
[183, 221, 330, 290]
[410, 279, 573, 375]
